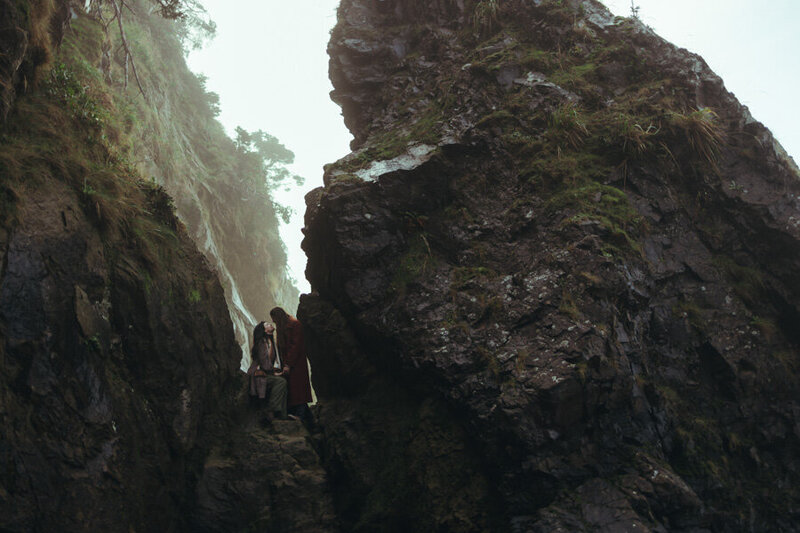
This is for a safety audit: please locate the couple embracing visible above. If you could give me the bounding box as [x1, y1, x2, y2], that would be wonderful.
[247, 307, 312, 423]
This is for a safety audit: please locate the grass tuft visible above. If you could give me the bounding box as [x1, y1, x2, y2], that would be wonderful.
[668, 108, 724, 171]
[548, 103, 589, 150]
[473, 0, 500, 36]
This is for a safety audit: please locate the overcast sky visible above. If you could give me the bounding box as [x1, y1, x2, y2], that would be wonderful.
[188, 0, 799, 295]
[603, 0, 799, 157]
[188, 0, 349, 295]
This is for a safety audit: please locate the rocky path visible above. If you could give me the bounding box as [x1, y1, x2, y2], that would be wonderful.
[193, 407, 338, 533]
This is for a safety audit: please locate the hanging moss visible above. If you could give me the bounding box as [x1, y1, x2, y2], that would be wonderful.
[391, 233, 435, 297]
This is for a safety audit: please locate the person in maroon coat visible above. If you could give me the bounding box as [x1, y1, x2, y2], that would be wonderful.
[270, 307, 312, 422]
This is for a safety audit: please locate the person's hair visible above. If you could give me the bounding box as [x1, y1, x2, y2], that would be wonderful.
[269, 307, 290, 357]
[251, 321, 266, 364]
[269, 306, 289, 326]
[264, 326, 276, 360]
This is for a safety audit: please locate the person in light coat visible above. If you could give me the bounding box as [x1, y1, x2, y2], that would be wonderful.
[246, 321, 287, 421]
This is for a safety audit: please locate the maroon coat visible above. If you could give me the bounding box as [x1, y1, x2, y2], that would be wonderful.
[281, 317, 312, 407]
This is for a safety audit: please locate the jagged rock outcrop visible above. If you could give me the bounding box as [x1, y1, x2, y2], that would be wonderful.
[302, 0, 800, 531]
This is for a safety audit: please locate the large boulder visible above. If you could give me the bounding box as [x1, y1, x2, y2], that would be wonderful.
[302, 0, 800, 530]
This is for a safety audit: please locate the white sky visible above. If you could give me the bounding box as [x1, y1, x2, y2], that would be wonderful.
[603, 0, 799, 158]
[187, 0, 351, 294]
[188, 0, 799, 295]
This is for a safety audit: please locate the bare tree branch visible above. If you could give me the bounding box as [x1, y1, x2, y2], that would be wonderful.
[120, 0, 137, 17]
[111, 0, 148, 101]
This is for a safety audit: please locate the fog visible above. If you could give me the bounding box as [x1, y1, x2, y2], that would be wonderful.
[189, 0, 799, 295]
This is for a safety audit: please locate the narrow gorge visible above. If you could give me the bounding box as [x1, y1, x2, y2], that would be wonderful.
[1, 1, 327, 531]
[1, 0, 799, 532]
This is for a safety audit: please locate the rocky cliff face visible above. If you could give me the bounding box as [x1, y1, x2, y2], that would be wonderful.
[0, 3, 334, 531]
[0, 0, 69, 121]
[0, 170, 237, 530]
[62, 1, 299, 365]
[302, 0, 800, 531]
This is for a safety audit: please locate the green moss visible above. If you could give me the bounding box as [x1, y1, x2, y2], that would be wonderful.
[81, 334, 102, 352]
[409, 108, 444, 145]
[558, 290, 580, 320]
[543, 181, 645, 256]
[443, 204, 475, 224]
[501, 126, 542, 156]
[549, 62, 596, 87]
[60, 14, 105, 66]
[480, 41, 716, 177]
[391, 233, 434, 296]
[712, 255, 766, 307]
[598, 112, 661, 161]
[329, 173, 364, 185]
[671, 411, 732, 490]
[537, 0, 581, 26]
[475, 109, 518, 129]
[45, 62, 109, 132]
[0, 62, 165, 244]
[547, 103, 589, 149]
[13, 0, 30, 23]
[469, 32, 557, 74]
[369, 130, 412, 161]
[750, 316, 777, 341]
[329, 105, 444, 176]
[519, 47, 557, 71]
[451, 266, 496, 288]
[656, 384, 681, 404]
[546, 182, 632, 219]
[672, 299, 705, 330]
[470, 34, 518, 71]
[188, 289, 201, 303]
[476, 346, 500, 378]
[131, 217, 179, 267]
[520, 151, 572, 186]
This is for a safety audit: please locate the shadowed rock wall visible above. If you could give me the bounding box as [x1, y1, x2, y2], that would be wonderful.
[0, 178, 239, 530]
[301, 0, 800, 530]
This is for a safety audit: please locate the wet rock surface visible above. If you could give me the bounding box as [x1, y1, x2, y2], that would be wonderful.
[303, 0, 800, 531]
[193, 398, 337, 533]
[0, 181, 237, 531]
[0, 184, 333, 531]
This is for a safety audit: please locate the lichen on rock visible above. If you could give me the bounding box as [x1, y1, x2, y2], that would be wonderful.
[303, 0, 800, 530]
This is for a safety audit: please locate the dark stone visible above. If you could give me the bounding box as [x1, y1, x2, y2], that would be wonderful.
[0, 177, 328, 532]
[303, 0, 800, 530]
